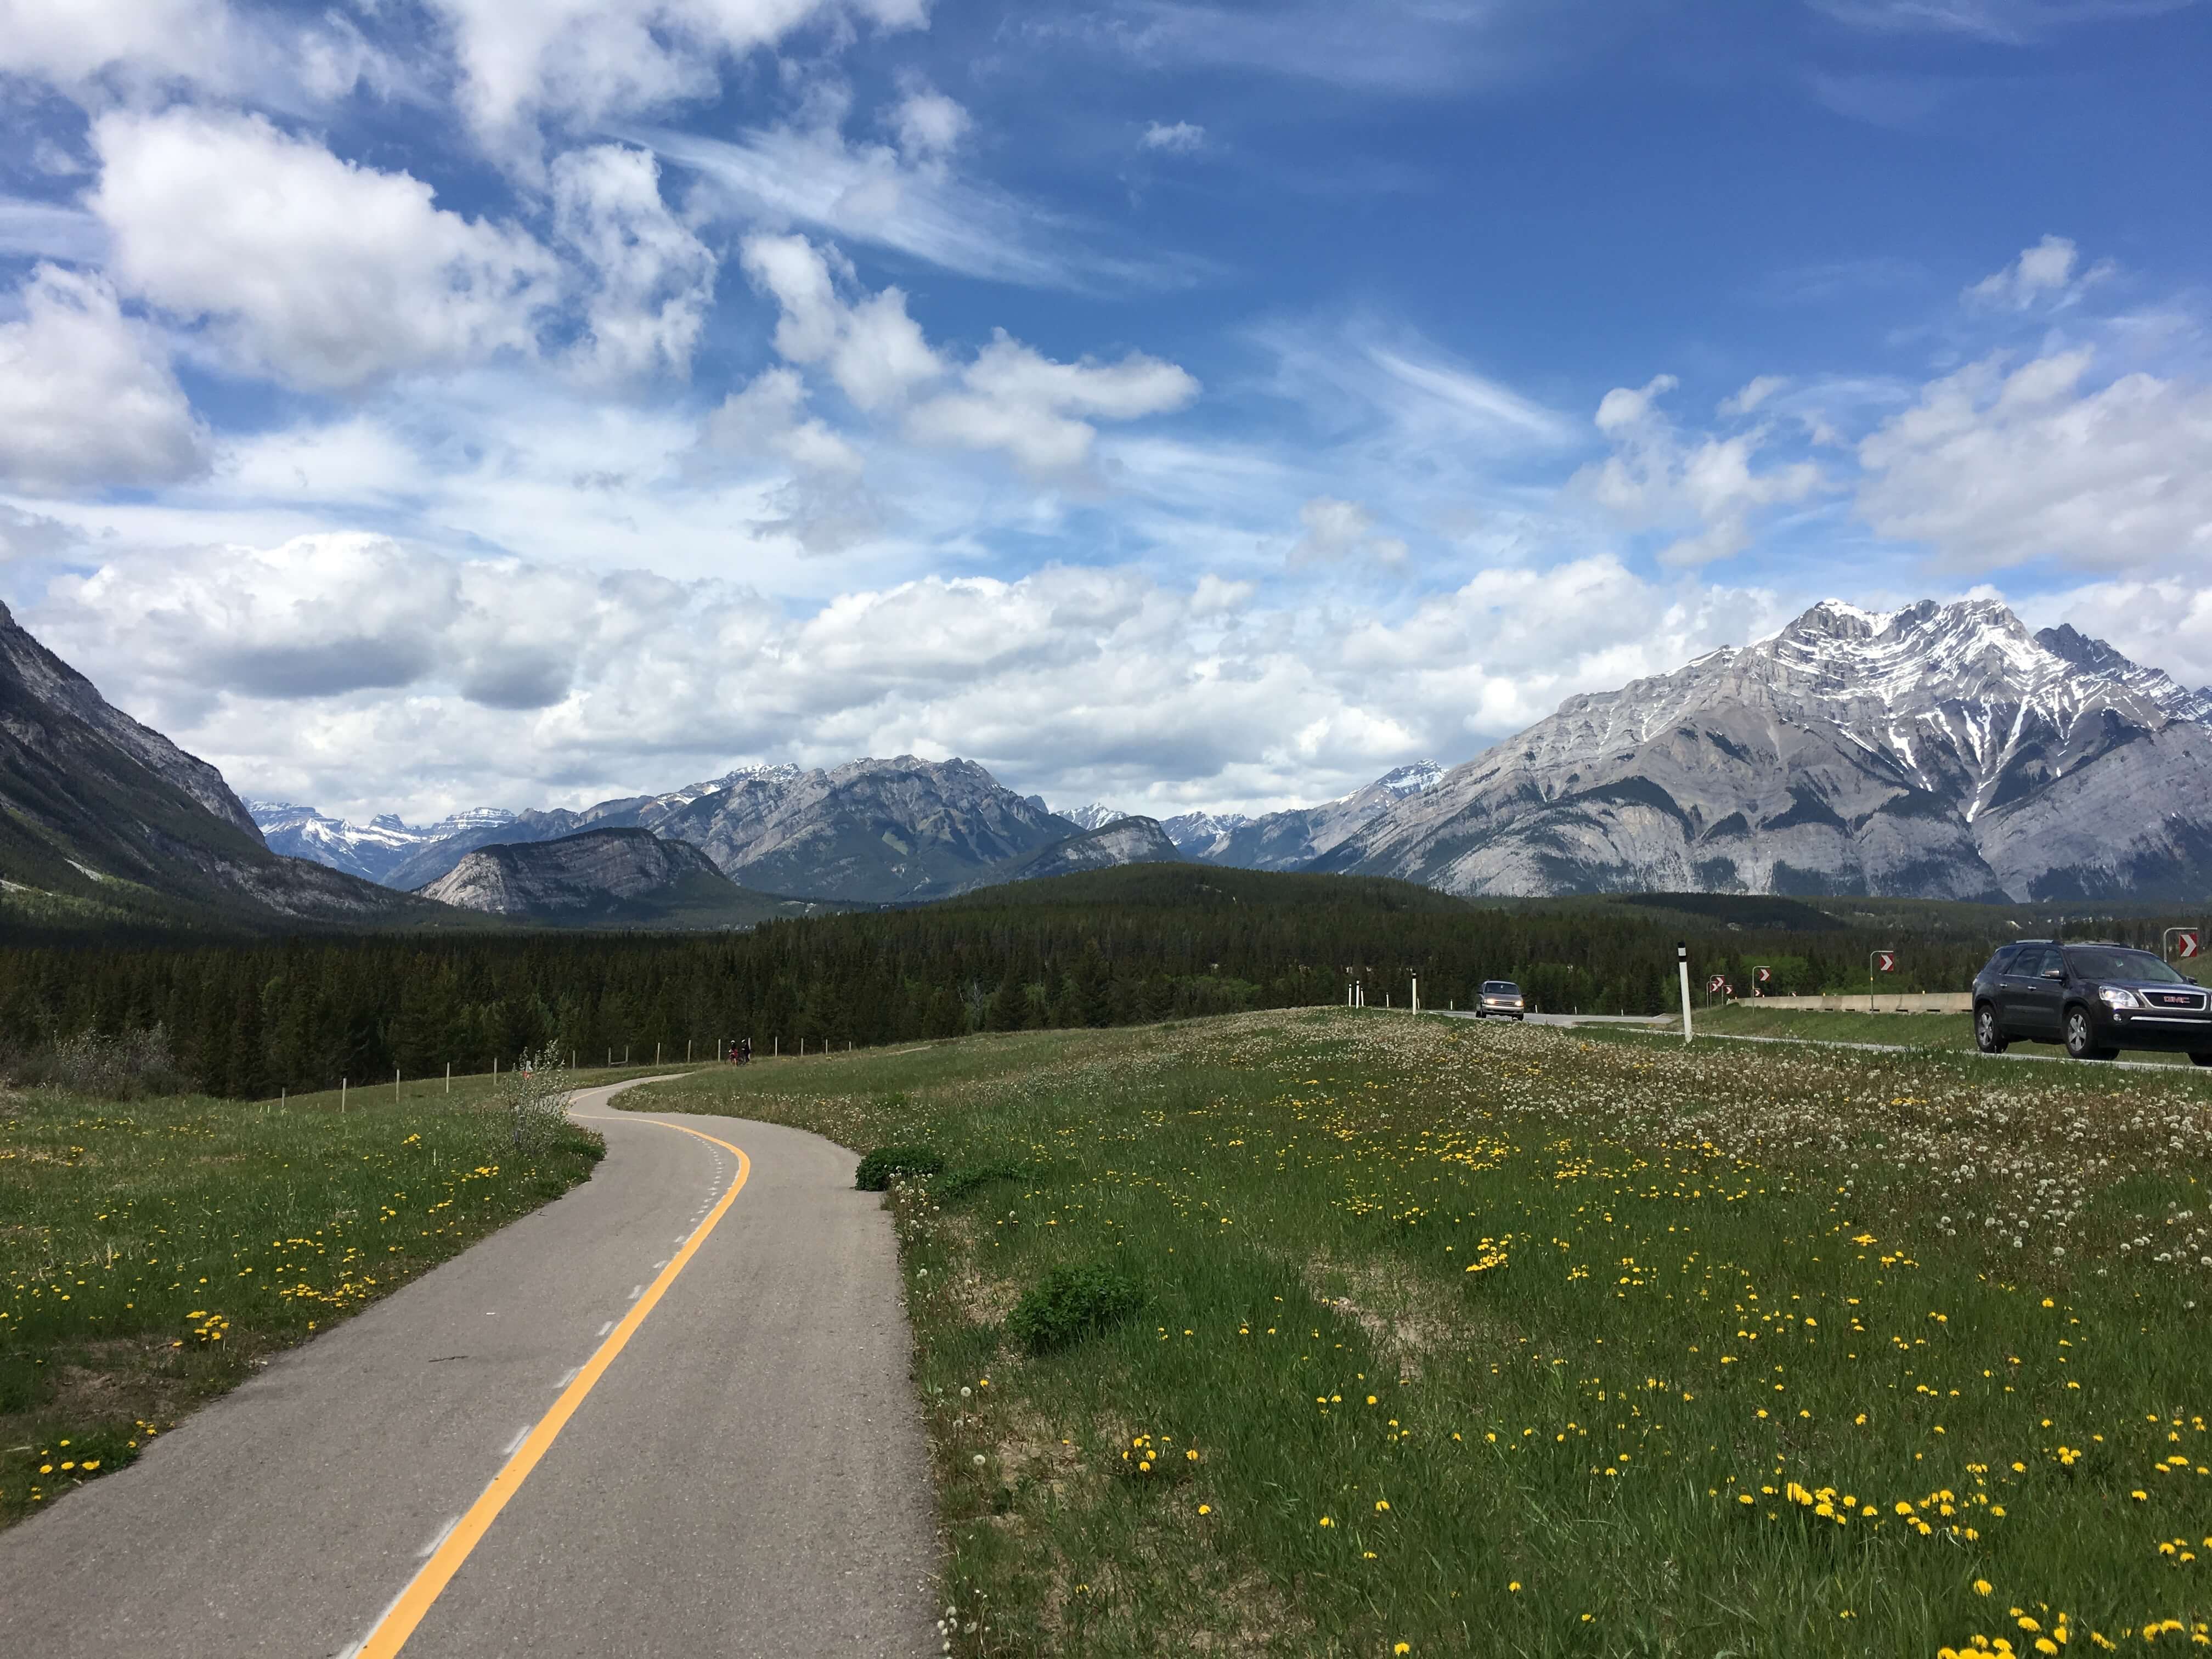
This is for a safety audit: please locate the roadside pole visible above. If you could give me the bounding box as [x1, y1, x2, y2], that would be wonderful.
[1675, 943, 1692, 1045]
[1868, 947, 1898, 1013]
[1411, 974, 1419, 1015]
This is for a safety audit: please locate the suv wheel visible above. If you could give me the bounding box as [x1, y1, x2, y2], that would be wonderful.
[2063, 1007, 2116, 1062]
[1973, 1003, 2007, 1054]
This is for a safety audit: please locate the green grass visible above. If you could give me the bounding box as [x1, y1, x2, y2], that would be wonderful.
[1690, 1002, 2198, 1066]
[0, 1062, 647, 1528]
[642, 1011, 2212, 1657]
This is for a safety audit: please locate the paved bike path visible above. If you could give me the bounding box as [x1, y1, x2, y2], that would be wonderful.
[0, 1079, 940, 1657]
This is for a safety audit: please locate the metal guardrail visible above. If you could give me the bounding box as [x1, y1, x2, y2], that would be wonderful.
[1732, 992, 1972, 1013]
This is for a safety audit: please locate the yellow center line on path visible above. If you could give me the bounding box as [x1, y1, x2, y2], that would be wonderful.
[353, 1107, 749, 1658]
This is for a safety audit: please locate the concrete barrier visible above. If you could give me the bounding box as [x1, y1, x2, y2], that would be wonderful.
[1735, 992, 1972, 1014]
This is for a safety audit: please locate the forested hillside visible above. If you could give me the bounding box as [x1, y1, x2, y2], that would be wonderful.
[0, 864, 2147, 1099]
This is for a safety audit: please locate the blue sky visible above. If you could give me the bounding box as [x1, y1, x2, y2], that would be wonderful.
[2, 0, 2208, 822]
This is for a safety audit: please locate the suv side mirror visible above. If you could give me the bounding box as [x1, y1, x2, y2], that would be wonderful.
[2041, 967, 2065, 980]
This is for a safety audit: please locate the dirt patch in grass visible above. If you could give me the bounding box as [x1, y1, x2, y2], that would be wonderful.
[1298, 1254, 1470, 1381]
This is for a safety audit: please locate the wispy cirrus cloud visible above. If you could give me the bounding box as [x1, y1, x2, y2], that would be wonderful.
[632, 121, 1210, 291]
[1249, 314, 1578, 454]
[1809, 0, 2198, 42]
[0, 196, 107, 261]
[1090, 0, 1630, 94]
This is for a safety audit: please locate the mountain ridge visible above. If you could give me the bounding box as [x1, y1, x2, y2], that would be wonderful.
[0, 601, 449, 930]
[1321, 599, 2212, 900]
[241, 597, 2210, 909]
[414, 827, 836, 927]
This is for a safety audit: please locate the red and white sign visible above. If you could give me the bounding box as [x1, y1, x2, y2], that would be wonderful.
[2177, 930, 2203, 960]
[1708, 974, 1727, 994]
[1754, 966, 1771, 983]
[1874, 951, 1897, 974]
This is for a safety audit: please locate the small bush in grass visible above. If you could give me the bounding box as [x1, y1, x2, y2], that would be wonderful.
[856, 1145, 944, 1190]
[936, 1159, 1024, 1201]
[2, 1024, 187, 1099]
[1007, 1262, 1143, 1353]
[496, 1046, 573, 1153]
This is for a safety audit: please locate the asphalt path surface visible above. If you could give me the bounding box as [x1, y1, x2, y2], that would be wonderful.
[0, 1079, 939, 1657]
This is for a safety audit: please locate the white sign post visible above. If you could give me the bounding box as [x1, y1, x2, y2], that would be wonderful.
[1676, 943, 1692, 1045]
[1410, 973, 1419, 1015]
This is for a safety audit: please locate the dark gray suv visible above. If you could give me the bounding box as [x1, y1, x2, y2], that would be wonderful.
[1972, 940, 2212, 1063]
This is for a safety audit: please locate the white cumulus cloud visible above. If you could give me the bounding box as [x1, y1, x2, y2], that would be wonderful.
[1286, 497, 1408, 570]
[1141, 120, 1206, 153]
[551, 144, 718, 382]
[426, 0, 927, 145]
[91, 108, 559, 392]
[740, 232, 944, 411]
[1963, 234, 2112, 313]
[0, 263, 206, 495]
[907, 332, 1199, 475]
[1576, 374, 1824, 566]
[0, 0, 391, 106]
[888, 82, 971, 164]
[21, 531, 1775, 826]
[1856, 347, 2212, 571]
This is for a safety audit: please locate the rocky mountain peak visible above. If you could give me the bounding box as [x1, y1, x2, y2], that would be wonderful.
[1375, 761, 1444, 796]
[1058, 802, 1132, 831]
[1322, 594, 2212, 901]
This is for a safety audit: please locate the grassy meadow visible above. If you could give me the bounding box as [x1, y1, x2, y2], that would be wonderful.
[0, 1063, 660, 1528]
[1690, 1003, 2199, 1068]
[644, 1009, 2212, 1657]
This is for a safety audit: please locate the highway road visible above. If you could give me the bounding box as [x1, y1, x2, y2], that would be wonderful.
[0, 1079, 939, 1658]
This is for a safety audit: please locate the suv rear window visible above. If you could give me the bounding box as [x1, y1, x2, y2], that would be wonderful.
[1984, 945, 2022, 974]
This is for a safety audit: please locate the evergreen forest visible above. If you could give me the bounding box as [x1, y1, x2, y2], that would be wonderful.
[0, 864, 2183, 1099]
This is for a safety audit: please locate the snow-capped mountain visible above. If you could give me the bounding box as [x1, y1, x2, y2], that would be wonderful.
[1375, 761, 1446, 796]
[271, 758, 1097, 902]
[246, 801, 529, 885]
[2031, 624, 2212, 725]
[1321, 599, 2212, 900]
[1158, 809, 1252, 854]
[1178, 761, 1447, 871]
[1056, 802, 1133, 831]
